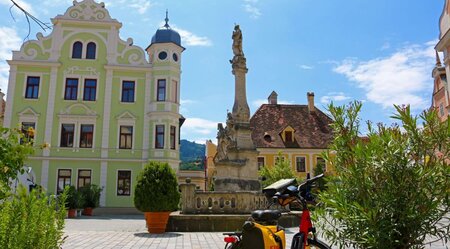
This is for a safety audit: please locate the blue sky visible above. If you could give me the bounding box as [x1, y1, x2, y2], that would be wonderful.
[0, 0, 444, 143]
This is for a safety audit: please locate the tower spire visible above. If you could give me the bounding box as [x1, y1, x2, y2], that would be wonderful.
[436, 50, 442, 67]
[164, 9, 170, 28]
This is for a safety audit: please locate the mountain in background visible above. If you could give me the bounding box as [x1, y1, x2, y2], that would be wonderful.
[179, 139, 206, 171]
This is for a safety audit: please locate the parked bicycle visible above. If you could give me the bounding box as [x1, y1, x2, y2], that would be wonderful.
[223, 174, 331, 249]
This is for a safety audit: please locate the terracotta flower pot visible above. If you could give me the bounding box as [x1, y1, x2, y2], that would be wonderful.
[144, 211, 171, 233]
[68, 209, 77, 218]
[83, 207, 93, 216]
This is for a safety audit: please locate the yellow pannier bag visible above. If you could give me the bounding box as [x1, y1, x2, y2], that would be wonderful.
[241, 221, 286, 249]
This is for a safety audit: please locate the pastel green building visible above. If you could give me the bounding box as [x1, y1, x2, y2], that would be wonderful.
[3, 0, 185, 208]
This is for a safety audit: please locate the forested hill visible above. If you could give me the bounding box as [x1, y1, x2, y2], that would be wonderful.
[179, 139, 206, 170]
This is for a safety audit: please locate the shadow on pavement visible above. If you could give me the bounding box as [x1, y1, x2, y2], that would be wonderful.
[134, 232, 182, 238]
[71, 215, 143, 220]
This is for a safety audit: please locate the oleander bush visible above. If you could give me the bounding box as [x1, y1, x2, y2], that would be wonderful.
[315, 101, 450, 249]
[0, 186, 67, 249]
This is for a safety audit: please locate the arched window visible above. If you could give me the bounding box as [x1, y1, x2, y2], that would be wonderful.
[86, 42, 96, 59]
[72, 41, 82, 59]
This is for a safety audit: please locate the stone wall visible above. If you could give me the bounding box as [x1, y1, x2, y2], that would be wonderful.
[180, 180, 268, 214]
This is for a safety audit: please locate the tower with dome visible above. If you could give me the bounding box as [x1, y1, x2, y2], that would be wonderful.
[3, 0, 184, 209]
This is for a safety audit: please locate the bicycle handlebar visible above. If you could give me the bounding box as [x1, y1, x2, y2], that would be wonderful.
[270, 174, 324, 207]
[298, 173, 324, 191]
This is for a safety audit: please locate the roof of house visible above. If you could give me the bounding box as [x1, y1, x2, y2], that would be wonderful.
[250, 104, 334, 149]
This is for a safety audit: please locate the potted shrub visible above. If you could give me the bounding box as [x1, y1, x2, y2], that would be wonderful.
[66, 186, 81, 218]
[134, 161, 180, 233]
[79, 184, 103, 216]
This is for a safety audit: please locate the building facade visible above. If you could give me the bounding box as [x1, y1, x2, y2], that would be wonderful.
[249, 92, 333, 179]
[207, 92, 333, 182]
[4, 0, 184, 207]
[434, 0, 450, 122]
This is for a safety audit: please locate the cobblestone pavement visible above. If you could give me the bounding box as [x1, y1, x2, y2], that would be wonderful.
[63, 215, 449, 249]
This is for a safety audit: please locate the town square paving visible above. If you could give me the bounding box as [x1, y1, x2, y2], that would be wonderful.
[63, 215, 449, 249]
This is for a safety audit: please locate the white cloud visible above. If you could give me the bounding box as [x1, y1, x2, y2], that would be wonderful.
[251, 98, 295, 108]
[298, 64, 314, 70]
[0, 0, 35, 15]
[104, 0, 153, 14]
[171, 25, 212, 47]
[333, 41, 436, 110]
[320, 92, 351, 104]
[128, 0, 152, 14]
[180, 99, 197, 105]
[181, 117, 219, 136]
[0, 26, 22, 93]
[243, 0, 261, 19]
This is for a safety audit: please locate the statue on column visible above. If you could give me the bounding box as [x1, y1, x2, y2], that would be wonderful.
[230, 25, 246, 68]
[232, 25, 243, 56]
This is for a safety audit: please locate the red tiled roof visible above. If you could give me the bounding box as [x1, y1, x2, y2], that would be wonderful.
[250, 104, 333, 149]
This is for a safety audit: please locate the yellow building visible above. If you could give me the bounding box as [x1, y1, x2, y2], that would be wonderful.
[249, 91, 333, 179]
[207, 91, 333, 181]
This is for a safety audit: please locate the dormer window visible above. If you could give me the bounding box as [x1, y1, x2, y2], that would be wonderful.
[281, 126, 295, 143]
[72, 41, 82, 58]
[285, 131, 293, 142]
[86, 42, 96, 59]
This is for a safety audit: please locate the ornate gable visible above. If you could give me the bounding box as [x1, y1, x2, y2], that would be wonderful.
[55, 0, 117, 23]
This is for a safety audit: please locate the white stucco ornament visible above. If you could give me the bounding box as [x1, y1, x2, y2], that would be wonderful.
[60, 0, 114, 22]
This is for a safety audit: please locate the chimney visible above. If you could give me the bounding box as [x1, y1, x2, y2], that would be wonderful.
[268, 91, 278, 104]
[307, 92, 315, 113]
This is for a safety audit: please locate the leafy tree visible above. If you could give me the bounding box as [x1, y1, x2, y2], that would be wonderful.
[259, 152, 297, 188]
[0, 127, 34, 199]
[315, 101, 450, 249]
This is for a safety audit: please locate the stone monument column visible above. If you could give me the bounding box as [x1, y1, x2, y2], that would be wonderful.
[213, 25, 260, 191]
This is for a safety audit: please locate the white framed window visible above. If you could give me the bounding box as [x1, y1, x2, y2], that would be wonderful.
[57, 169, 72, 194]
[86, 42, 97, 59]
[116, 113, 135, 149]
[157, 79, 166, 101]
[171, 79, 178, 103]
[119, 125, 133, 149]
[71, 41, 83, 59]
[23, 74, 43, 99]
[77, 169, 92, 189]
[19, 109, 39, 144]
[117, 170, 131, 196]
[70, 40, 98, 60]
[60, 123, 75, 147]
[257, 156, 265, 170]
[155, 124, 165, 149]
[57, 116, 96, 149]
[295, 156, 306, 172]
